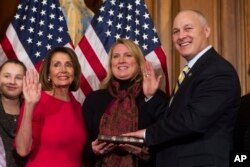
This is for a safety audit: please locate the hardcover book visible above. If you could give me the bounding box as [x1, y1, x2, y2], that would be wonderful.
[98, 134, 145, 146]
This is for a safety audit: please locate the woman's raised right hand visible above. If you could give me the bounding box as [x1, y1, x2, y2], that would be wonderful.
[23, 69, 41, 104]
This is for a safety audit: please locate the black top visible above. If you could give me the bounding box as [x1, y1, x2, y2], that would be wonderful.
[82, 82, 168, 167]
[0, 95, 24, 167]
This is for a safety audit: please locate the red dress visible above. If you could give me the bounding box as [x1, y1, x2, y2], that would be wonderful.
[17, 92, 87, 167]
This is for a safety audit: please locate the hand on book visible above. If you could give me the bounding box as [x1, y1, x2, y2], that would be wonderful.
[94, 135, 150, 159]
[119, 144, 150, 160]
[91, 139, 116, 155]
[122, 129, 146, 139]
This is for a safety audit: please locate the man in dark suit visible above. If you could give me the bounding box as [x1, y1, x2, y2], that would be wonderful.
[125, 10, 241, 166]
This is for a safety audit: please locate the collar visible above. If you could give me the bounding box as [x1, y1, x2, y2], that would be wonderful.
[187, 45, 212, 68]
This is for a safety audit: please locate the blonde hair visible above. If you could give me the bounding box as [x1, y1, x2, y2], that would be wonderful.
[100, 38, 145, 89]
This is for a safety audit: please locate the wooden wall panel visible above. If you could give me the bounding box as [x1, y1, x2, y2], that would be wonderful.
[153, 0, 250, 94]
[158, 0, 222, 89]
[246, 0, 250, 93]
[0, 0, 19, 40]
[236, 0, 250, 94]
[151, 0, 173, 89]
[144, 0, 173, 89]
[220, 0, 239, 70]
[178, 0, 220, 70]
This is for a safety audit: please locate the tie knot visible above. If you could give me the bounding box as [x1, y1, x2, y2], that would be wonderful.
[182, 65, 190, 73]
[177, 65, 190, 83]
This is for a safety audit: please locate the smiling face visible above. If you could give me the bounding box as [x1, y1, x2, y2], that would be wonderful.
[111, 44, 139, 80]
[0, 62, 25, 99]
[49, 52, 74, 89]
[172, 10, 210, 61]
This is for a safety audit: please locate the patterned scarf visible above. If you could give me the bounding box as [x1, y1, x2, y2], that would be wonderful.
[98, 79, 141, 167]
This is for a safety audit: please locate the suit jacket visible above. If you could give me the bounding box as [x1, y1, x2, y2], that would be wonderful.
[233, 93, 250, 151]
[146, 47, 241, 167]
[82, 88, 168, 167]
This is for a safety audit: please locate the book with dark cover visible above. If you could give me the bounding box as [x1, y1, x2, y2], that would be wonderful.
[98, 134, 145, 146]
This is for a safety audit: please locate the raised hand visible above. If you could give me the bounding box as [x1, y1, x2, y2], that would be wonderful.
[142, 60, 162, 98]
[23, 69, 41, 105]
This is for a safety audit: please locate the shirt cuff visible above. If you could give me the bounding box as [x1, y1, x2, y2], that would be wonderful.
[144, 129, 146, 140]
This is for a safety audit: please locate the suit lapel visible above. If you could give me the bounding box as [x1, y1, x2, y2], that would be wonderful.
[168, 47, 217, 111]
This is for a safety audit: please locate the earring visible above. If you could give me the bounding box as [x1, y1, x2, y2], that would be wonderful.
[48, 76, 51, 82]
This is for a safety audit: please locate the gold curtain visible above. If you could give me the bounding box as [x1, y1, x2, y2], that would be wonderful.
[59, 0, 94, 46]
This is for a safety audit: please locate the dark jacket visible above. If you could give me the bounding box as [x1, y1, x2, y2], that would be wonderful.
[146, 47, 241, 167]
[233, 93, 250, 151]
[82, 87, 168, 167]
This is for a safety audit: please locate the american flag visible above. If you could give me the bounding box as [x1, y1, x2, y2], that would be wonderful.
[0, 0, 72, 70]
[0, 0, 85, 102]
[75, 0, 169, 103]
[0, 0, 169, 104]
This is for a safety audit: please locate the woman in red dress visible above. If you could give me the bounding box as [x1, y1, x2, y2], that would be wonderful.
[15, 47, 87, 167]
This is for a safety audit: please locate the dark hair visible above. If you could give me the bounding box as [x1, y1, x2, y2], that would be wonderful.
[0, 59, 27, 72]
[39, 46, 81, 91]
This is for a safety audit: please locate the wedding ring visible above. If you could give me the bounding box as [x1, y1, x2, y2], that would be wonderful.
[144, 73, 149, 77]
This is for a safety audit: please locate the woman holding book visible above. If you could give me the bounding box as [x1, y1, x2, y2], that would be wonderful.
[82, 38, 168, 167]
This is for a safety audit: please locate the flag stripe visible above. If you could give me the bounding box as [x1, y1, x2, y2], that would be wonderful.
[0, 45, 8, 65]
[75, 46, 99, 91]
[1, 35, 17, 60]
[154, 47, 169, 94]
[75, 24, 110, 101]
[5, 25, 35, 70]
[78, 36, 107, 81]
[84, 25, 109, 69]
[80, 75, 93, 97]
[155, 47, 167, 72]
[72, 86, 86, 105]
